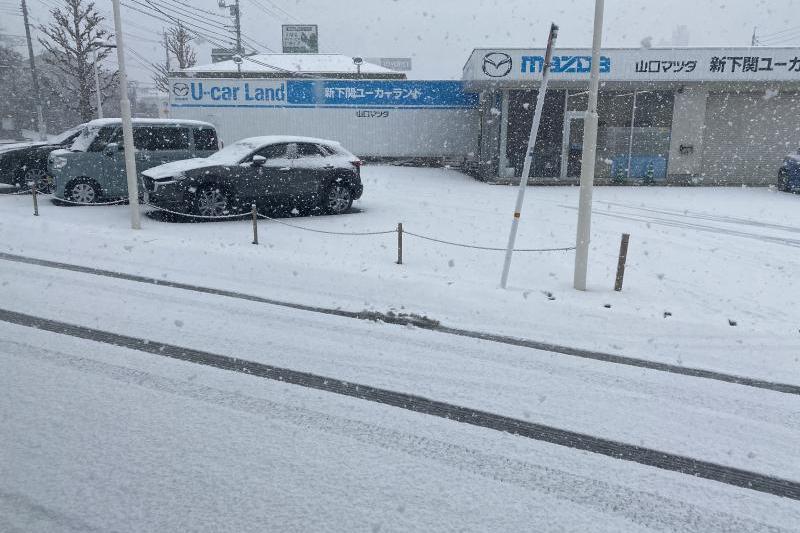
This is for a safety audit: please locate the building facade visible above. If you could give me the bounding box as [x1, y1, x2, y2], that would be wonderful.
[463, 47, 800, 185]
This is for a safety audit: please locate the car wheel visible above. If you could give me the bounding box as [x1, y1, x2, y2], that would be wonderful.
[322, 183, 353, 215]
[195, 185, 230, 217]
[22, 169, 51, 193]
[66, 178, 101, 204]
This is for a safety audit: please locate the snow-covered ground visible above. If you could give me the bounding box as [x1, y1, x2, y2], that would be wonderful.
[1, 166, 799, 530]
[1, 165, 798, 382]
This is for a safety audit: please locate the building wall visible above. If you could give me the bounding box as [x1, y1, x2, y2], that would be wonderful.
[700, 91, 800, 185]
[667, 87, 708, 178]
[171, 106, 479, 159]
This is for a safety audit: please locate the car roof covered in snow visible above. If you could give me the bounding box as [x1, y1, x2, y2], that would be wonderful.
[83, 118, 215, 128]
[235, 135, 342, 147]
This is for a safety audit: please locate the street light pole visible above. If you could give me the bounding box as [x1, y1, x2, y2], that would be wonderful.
[20, 0, 47, 141]
[573, 0, 605, 291]
[92, 47, 103, 119]
[111, 0, 141, 230]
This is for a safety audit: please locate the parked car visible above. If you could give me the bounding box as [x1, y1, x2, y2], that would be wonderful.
[50, 118, 219, 203]
[777, 149, 800, 192]
[0, 125, 84, 191]
[141, 136, 363, 217]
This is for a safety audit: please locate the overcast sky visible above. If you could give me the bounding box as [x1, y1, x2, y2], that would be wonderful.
[15, 0, 800, 84]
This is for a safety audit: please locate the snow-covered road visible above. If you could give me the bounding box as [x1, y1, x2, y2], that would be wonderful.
[1, 257, 799, 530]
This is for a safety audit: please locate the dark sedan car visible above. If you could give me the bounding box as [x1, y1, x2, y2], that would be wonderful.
[0, 125, 84, 191]
[141, 136, 364, 217]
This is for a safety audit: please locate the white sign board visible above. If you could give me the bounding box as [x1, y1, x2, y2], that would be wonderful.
[282, 24, 318, 54]
[463, 47, 800, 82]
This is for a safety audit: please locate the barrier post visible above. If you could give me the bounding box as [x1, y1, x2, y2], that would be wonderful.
[396, 222, 403, 264]
[31, 178, 39, 216]
[251, 203, 258, 245]
[614, 233, 630, 291]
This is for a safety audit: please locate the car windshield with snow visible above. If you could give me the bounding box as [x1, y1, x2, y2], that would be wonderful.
[141, 136, 363, 217]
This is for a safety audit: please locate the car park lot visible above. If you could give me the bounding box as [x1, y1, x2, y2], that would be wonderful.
[1, 164, 798, 382]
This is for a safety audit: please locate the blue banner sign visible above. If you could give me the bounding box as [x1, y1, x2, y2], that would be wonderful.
[170, 79, 478, 109]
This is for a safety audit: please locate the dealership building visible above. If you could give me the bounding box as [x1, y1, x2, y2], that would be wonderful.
[169, 47, 800, 185]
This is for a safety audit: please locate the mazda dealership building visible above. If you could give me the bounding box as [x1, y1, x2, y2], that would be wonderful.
[170, 46, 800, 185]
[462, 46, 800, 185]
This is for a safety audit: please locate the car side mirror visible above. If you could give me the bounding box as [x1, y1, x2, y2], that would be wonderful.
[103, 142, 122, 156]
[251, 155, 267, 166]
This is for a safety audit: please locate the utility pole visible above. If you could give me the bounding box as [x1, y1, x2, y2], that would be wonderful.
[20, 0, 47, 141]
[573, 0, 605, 291]
[499, 23, 558, 289]
[111, 0, 141, 230]
[218, 0, 242, 74]
[164, 28, 171, 71]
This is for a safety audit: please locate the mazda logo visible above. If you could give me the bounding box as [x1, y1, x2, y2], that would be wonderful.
[172, 82, 189, 97]
[482, 52, 512, 77]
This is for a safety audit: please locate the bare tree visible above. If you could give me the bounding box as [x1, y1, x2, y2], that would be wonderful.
[153, 24, 197, 93]
[38, 0, 117, 121]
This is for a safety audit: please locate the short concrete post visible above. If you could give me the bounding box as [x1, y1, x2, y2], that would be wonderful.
[396, 222, 403, 264]
[31, 178, 39, 216]
[251, 203, 258, 245]
[614, 233, 630, 291]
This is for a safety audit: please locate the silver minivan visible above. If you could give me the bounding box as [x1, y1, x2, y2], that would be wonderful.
[50, 118, 219, 203]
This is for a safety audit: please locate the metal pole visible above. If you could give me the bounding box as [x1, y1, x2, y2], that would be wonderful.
[573, 0, 605, 291]
[499, 23, 558, 289]
[21, 0, 47, 141]
[614, 233, 630, 291]
[111, 0, 141, 230]
[251, 203, 258, 244]
[396, 222, 403, 264]
[93, 47, 104, 119]
[32, 180, 39, 216]
[626, 91, 636, 180]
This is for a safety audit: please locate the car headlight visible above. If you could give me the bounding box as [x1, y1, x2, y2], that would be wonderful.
[51, 156, 68, 170]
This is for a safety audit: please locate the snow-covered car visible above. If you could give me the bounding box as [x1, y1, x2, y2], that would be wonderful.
[50, 118, 219, 204]
[0, 125, 84, 191]
[141, 136, 364, 217]
[777, 148, 800, 192]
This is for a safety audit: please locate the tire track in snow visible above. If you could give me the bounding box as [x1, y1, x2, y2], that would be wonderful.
[1, 338, 795, 532]
[596, 201, 800, 234]
[1, 251, 797, 396]
[559, 205, 800, 248]
[1, 308, 799, 502]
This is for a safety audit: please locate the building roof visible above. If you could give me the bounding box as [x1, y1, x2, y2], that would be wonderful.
[179, 54, 406, 79]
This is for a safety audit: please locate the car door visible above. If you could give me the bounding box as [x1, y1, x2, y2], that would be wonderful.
[239, 143, 293, 206]
[291, 142, 333, 204]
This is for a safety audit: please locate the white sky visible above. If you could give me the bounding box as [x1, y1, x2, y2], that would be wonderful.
[10, 0, 800, 84]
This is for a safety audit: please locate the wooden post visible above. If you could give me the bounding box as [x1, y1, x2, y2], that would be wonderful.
[614, 233, 630, 291]
[396, 222, 403, 264]
[31, 177, 39, 216]
[251, 203, 258, 245]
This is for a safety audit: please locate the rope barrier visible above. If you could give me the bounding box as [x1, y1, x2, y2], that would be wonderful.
[52, 196, 129, 206]
[404, 230, 576, 253]
[7, 191, 575, 253]
[143, 202, 252, 220]
[255, 210, 396, 236]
